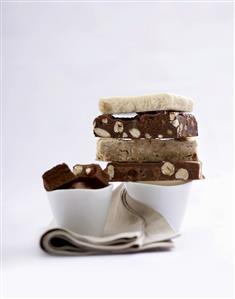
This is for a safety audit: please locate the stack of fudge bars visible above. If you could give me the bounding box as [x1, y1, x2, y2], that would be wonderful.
[93, 93, 203, 182]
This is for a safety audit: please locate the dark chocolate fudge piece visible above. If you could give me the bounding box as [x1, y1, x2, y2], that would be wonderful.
[73, 164, 109, 188]
[93, 111, 198, 139]
[104, 161, 203, 182]
[42, 163, 76, 191]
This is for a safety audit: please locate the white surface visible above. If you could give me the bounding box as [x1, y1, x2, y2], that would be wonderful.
[125, 181, 193, 232]
[3, 178, 234, 297]
[2, 2, 233, 298]
[48, 184, 113, 236]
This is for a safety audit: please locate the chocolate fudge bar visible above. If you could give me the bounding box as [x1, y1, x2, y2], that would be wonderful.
[97, 138, 198, 162]
[93, 112, 198, 139]
[42, 163, 76, 191]
[42, 163, 110, 191]
[73, 164, 110, 188]
[105, 161, 202, 181]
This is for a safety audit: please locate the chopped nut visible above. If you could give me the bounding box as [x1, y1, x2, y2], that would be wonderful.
[107, 165, 115, 179]
[94, 128, 111, 137]
[145, 133, 151, 139]
[114, 121, 124, 133]
[85, 167, 92, 175]
[172, 119, 180, 128]
[129, 128, 141, 138]
[93, 121, 96, 128]
[123, 132, 128, 138]
[73, 165, 83, 175]
[158, 134, 163, 138]
[161, 162, 175, 176]
[167, 129, 173, 135]
[178, 123, 184, 133]
[175, 168, 189, 180]
[102, 118, 108, 124]
[169, 112, 176, 121]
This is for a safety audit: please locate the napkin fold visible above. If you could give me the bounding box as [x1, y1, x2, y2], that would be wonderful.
[40, 184, 178, 255]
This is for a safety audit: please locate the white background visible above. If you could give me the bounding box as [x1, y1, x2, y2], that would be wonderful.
[2, 1, 234, 298]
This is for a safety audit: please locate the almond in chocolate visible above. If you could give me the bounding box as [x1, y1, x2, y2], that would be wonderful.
[105, 161, 203, 182]
[73, 164, 109, 188]
[93, 111, 198, 139]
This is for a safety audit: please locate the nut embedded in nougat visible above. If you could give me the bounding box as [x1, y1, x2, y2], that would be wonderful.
[73, 165, 83, 175]
[107, 165, 115, 180]
[175, 168, 189, 180]
[94, 128, 111, 138]
[129, 128, 141, 138]
[72, 163, 110, 188]
[161, 162, 175, 176]
[114, 121, 124, 133]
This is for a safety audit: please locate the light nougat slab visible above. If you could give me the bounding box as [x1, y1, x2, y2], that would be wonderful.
[99, 93, 194, 114]
[96, 138, 198, 162]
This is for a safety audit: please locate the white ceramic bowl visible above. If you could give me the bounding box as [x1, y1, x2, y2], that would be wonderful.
[125, 181, 192, 232]
[47, 184, 113, 236]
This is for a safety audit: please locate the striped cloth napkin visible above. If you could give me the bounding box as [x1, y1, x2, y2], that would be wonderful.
[40, 184, 178, 255]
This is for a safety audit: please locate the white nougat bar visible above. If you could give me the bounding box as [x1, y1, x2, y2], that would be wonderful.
[99, 93, 194, 114]
[96, 138, 198, 162]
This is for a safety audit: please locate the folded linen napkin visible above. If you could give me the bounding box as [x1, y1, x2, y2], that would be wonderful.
[40, 184, 178, 255]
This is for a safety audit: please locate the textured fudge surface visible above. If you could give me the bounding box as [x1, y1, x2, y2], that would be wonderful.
[42, 163, 76, 191]
[97, 138, 198, 162]
[99, 93, 194, 114]
[72, 163, 109, 188]
[93, 111, 198, 139]
[105, 161, 202, 182]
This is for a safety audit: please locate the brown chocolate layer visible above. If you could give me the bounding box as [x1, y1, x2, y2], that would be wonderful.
[42, 163, 110, 191]
[42, 163, 76, 191]
[93, 111, 198, 139]
[104, 161, 202, 182]
[72, 164, 109, 188]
